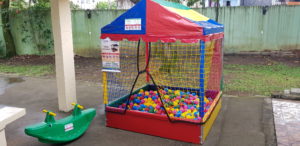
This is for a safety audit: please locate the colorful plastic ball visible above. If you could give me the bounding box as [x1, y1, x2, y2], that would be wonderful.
[121, 103, 126, 107]
[149, 108, 155, 113]
[132, 106, 138, 110]
[134, 99, 141, 104]
[194, 100, 199, 105]
[194, 112, 199, 117]
[152, 96, 157, 100]
[140, 104, 146, 108]
[155, 105, 160, 110]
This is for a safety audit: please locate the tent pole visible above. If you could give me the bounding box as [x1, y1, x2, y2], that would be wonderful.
[145, 42, 150, 83]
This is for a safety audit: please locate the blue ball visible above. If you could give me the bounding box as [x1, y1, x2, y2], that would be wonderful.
[164, 88, 168, 92]
[180, 91, 184, 95]
[134, 99, 141, 104]
[140, 104, 146, 108]
[132, 106, 138, 110]
[194, 112, 199, 117]
[192, 93, 196, 96]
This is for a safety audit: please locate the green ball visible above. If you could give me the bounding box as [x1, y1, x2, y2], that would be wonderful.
[149, 108, 155, 113]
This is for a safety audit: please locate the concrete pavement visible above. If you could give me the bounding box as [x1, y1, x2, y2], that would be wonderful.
[0, 76, 276, 146]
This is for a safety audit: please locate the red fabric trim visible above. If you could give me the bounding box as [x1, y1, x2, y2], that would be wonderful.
[100, 33, 224, 43]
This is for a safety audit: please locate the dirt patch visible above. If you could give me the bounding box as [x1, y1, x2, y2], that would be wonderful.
[224, 54, 300, 67]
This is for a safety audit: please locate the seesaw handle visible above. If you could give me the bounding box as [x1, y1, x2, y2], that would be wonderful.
[71, 103, 84, 109]
[42, 109, 56, 116]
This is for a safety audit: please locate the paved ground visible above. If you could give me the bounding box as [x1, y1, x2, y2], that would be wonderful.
[0, 76, 276, 146]
[273, 99, 300, 146]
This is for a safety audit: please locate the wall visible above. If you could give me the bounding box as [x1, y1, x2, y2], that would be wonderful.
[6, 9, 125, 57]
[195, 6, 300, 53]
[2, 6, 300, 57]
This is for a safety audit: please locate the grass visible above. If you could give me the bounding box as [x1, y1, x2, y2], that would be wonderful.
[0, 62, 299, 96]
[224, 64, 300, 96]
[0, 64, 54, 77]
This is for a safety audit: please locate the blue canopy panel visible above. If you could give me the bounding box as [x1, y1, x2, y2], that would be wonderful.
[193, 20, 224, 35]
[101, 0, 146, 34]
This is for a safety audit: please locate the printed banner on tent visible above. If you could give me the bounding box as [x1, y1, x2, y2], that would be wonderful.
[101, 38, 121, 72]
[125, 18, 142, 30]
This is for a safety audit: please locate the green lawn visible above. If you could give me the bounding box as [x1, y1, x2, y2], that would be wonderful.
[224, 64, 300, 96]
[0, 62, 299, 96]
[0, 64, 54, 77]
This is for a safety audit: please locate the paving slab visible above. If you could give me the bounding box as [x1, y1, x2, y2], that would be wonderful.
[0, 76, 275, 146]
[273, 99, 300, 146]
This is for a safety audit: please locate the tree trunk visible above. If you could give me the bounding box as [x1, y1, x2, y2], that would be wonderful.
[1, 0, 17, 57]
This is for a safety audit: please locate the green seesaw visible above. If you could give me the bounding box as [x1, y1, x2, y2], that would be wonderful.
[24, 103, 96, 144]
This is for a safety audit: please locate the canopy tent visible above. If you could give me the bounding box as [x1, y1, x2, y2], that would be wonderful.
[100, 0, 224, 43]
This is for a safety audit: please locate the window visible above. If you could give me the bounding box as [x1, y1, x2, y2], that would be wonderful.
[226, 1, 231, 6]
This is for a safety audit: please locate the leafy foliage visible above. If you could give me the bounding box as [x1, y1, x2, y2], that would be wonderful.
[70, 1, 80, 10]
[31, 0, 50, 9]
[10, 0, 27, 10]
[96, 1, 117, 9]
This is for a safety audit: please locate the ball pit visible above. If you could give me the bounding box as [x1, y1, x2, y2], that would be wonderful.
[118, 88, 214, 120]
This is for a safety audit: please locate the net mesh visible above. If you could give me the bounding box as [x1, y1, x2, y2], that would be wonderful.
[104, 39, 223, 120]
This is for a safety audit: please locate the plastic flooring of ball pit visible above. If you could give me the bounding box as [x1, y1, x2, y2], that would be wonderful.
[105, 85, 222, 144]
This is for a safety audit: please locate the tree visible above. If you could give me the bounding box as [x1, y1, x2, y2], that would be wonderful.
[31, 0, 50, 9]
[128, 0, 201, 7]
[96, 1, 117, 9]
[70, 1, 80, 10]
[1, 0, 17, 57]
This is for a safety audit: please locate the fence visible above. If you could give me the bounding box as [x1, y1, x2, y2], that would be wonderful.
[0, 6, 299, 57]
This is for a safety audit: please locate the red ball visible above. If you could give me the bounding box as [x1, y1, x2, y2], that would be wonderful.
[122, 103, 126, 107]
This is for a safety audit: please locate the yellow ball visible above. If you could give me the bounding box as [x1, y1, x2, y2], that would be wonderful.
[164, 95, 170, 99]
[173, 102, 178, 107]
[175, 90, 180, 96]
[145, 91, 149, 96]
